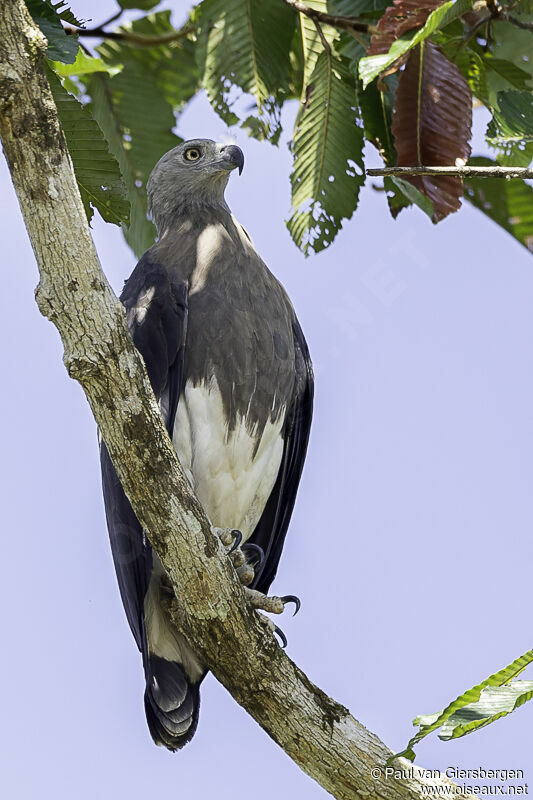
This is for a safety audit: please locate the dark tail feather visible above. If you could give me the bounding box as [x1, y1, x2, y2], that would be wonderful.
[144, 654, 200, 751]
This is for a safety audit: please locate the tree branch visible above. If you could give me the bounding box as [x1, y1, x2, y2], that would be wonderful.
[281, 0, 377, 36]
[367, 166, 533, 178]
[63, 23, 194, 46]
[0, 1, 480, 798]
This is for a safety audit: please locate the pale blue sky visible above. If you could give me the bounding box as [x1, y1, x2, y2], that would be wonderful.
[1, 2, 532, 797]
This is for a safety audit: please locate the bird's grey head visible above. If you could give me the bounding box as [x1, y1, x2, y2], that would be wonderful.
[146, 139, 244, 235]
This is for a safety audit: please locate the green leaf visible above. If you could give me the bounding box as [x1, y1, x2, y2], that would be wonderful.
[96, 12, 199, 110]
[118, 0, 161, 9]
[463, 157, 533, 255]
[87, 64, 180, 257]
[45, 0, 84, 26]
[49, 48, 122, 78]
[445, 45, 491, 106]
[389, 176, 435, 217]
[490, 22, 533, 87]
[194, 0, 295, 142]
[359, 0, 473, 88]
[394, 648, 533, 763]
[485, 58, 533, 93]
[328, 0, 390, 15]
[358, 76, 396, 165]
[433, 681, 533, 741]
[288, 48, 365, 254]
[298, 0, 339, 82]
[489, 141, 533, 168]
[46, 67, 129, 226]
[487, 91, 533, 144]
[26, 0, 79, 63]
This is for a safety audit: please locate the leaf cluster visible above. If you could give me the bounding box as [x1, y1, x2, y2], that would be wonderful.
[31, 0, 533, 257]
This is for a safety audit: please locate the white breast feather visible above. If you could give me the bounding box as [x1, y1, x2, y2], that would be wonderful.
[172, 378, 285, 540]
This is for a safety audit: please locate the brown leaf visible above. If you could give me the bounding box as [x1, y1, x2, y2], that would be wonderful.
[391, 41, 472, 221]
[368, 0, 445, 56]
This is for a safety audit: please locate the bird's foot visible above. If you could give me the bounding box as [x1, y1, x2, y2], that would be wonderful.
[244, 587, 300, 616]
[213, 527, 299, 648]
[213, 528, 266, 587]
[257, 613, 288, 649]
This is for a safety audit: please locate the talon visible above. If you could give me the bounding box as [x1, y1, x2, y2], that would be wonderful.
[243, 542, 264, 569]
[273, 625, 287, 648]
[229, 529, 242, 553]
[281, 594, 301, 616]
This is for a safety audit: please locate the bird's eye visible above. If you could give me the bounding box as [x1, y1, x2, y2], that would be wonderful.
[184, 147, 201, 162]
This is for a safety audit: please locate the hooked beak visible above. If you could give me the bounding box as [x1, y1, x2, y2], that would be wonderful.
[221, 144, 244, 175]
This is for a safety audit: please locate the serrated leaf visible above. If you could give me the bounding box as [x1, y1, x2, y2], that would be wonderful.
[26, 0, 79, 63]
[288, 48, 365, 254]
[194, 0, 295, 141]
[487, 90, 533, 143]
[46, 67, 129, 226]
[96, 12, 199, 110]
[297, 1, 340, 93]
[394, 649, 533, 762]
[463, 156, 533, 253]
[392, 41, 472, 221]
[359, 0, 473, 87]
[46, 0, 84, 27]
[87, 64, 180, 257]
[49, 49, 122, 78]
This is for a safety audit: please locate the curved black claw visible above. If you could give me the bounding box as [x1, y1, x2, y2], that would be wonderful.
[281, 595, 301, 616]
[242, 542, 265, 570]
[273, 625, 288, 649]
[228, 529, 243, 553]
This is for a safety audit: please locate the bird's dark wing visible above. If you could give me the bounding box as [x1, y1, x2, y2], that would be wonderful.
[249, 317, 314, 594]
[100, 253, 188, 650]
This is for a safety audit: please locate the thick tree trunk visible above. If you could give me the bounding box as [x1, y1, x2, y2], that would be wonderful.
[0, 2, 478, 798]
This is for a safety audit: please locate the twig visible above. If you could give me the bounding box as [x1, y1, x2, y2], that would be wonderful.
[485, 0, 533, 31]
[63, 23, 194, 47]
[98, 9, 123, 29]
[312, 18, 331, 56]
[367, 166, 533, 178]
[500, 12, 533, 31]
[281, 0, 377, 35]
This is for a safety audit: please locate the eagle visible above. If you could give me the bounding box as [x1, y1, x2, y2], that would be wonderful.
[100, 139, 313, 750]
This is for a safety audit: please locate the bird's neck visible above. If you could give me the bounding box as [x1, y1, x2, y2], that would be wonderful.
[153, 197, 232, 240]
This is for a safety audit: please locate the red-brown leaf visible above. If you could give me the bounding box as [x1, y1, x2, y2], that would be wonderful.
[391, 41, 472, 221]
[368, 0, 445, 56]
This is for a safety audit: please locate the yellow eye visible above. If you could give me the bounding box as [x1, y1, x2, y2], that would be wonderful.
[184, 147, 201, 162]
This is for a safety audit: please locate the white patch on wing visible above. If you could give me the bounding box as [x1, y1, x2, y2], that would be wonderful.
[189, 223, 228, 296]
[127, 285, 155, 328]
[231, 214, 256, 251]
[173, 378, 285, 540]
[144, 555, 204, 681]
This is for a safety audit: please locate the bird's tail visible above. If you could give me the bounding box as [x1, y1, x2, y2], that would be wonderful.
[143, 654, 200, 751]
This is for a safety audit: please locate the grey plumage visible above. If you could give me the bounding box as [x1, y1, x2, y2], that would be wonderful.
[100, 139, 313, 750]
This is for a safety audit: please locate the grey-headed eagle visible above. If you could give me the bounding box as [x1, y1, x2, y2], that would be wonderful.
[100, 140, 313, 750]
